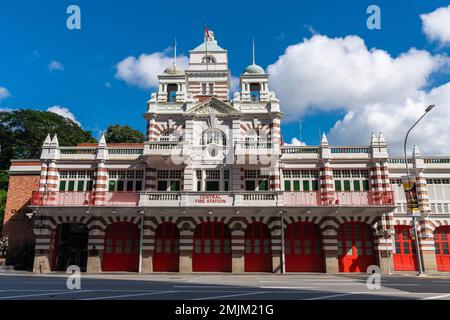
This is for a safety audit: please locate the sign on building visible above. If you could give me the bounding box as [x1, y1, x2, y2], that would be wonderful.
[401, 175, 420, 215]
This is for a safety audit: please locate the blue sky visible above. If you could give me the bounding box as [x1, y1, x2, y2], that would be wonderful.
[1, 0, 449, 153]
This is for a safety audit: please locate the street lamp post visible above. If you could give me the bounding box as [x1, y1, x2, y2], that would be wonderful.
[403, 104, 435, 276]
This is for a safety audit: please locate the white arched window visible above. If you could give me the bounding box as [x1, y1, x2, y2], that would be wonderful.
[244, 129, 269, 148]
[159, 129, 183, 142]
[201, 129, 226, 146]
[201, 56, 216, 64]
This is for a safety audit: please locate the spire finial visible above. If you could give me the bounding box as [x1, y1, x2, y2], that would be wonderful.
[252, 38, 255, 65]
[174, 38, 177, 66]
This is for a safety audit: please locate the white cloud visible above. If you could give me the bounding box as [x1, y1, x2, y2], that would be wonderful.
[115, 50, 188, 88]
[268, 35, 443, 119]
[267, 34, 450, 154]
[0, 87, 11, 102]
[47, 106, 81, 126]
[49, 60, 64, 72]
[421, 5, 450, 46]
[329, 84, 450, 155]
[284, 137, 306, 146]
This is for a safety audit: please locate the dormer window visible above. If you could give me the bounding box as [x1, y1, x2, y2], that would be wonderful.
[167, 84, 177, 103]
[202, 56, 216, 64]
[250, 83, 261, 102]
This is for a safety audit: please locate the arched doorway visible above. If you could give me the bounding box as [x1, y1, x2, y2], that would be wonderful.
[153, 222, 180, 272]
[434, 226, 450, 271]
[393, 225, 418, 271]
[103, 222, 140, 272]
[193, 222, 231, 272]
[337, 222, 375, 272]
[244, 222, 272, 272]
[51, 223, 88, 272]
[285, 222, 324, 272]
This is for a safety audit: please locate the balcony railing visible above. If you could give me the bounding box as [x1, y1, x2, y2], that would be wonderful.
[31, 191, 139, 207]
[30, 190, 394, 208]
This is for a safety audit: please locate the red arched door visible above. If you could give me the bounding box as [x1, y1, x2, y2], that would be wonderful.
[393, 225, 418, 271]
[338, 222, 375, 272]
[434, 226, 450, 271]
[244, 222, 272, 272]
[285, 222, 324, 272]
[153, 222, 180, 272]
[103, 222, 140, 272]
[193, 222, 231, 272]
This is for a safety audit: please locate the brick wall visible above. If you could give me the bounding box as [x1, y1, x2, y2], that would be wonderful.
[2, 174, 40, 250]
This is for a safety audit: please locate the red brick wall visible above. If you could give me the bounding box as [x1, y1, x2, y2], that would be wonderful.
[2, 174, 40, 250]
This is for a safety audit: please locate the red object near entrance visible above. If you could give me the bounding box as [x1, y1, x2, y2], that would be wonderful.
[393, 225, 418, 271]
[285, 222, 324, 272]
[153, 222, 180, 272]
[338, 222, 375, 272]
[103, 222, 140, 272]
[434, 226, 450, 271]
[193, 222, 231, 272]
[244, 222, 272, 272]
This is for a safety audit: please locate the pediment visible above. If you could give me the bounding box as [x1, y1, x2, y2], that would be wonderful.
[188, 97, 240, 115]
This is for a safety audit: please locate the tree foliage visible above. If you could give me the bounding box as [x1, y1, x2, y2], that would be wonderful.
[0, 109, 96, 170]
[104, 124, 144, 143]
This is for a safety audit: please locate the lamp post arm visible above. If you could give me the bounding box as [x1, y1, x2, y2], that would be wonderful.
[403, 112, 428, 179]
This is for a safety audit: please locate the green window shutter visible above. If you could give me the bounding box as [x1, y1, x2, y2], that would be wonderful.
[344, 180, 351, 191]
[312, 180, 319, 191]
[59, 181, 66, 191]
[117, 180, 125, 191]
[86, 180, 93, 191]
[135, 181, 142, 191]
[108, 181, 116, 192]
[68, 181, 75, 192]
[284, 180, 291, 191]
[259, 180, 268, 191]
[224, 181, 229, 191]
[303, 180, 310, 191]
[293, 180, 300, 191]
[170, 181, 180, 191]
[353, 180, 361, 191]
[335, 180, 342, 191]
[362, 180, 369, 191]
[77, 181, 85, 192]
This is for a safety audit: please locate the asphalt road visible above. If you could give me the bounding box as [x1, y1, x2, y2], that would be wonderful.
[0, 272, 449, 300]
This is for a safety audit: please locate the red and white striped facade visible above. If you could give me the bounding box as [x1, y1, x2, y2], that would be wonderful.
[6, 31, 450, 274]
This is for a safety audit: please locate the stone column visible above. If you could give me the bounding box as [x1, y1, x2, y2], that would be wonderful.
[32, 217, 52, 274]
[271, 217, 282, 273]
[93, 160, 108, 205]
[231, 227, 245, 273]
[86, 228, 104, 273]
[145, 167, 157, 192]
[377, 213, 395, 274]
[320, 161, 334, 206]
[322, 228, 339, 273]
[141, 216, 154, 273]
[179, 228, 193, 273]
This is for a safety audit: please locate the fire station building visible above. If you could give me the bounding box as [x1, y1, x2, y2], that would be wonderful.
[3, 30, 450, 274]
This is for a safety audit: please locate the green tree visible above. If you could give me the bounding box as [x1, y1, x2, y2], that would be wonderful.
[0, 109, 96, 170]
[104, 124, 144, 143]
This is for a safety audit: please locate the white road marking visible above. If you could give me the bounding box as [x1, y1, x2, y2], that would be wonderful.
[81, 290, 176, 300]
[192, 291, 270, 300]
[422, 293, 450, 300]
[259, 286, 313, 289]
[0, 290, 91, 299]
[306, 293, 356, 300]
[173, 285, 244, 288]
